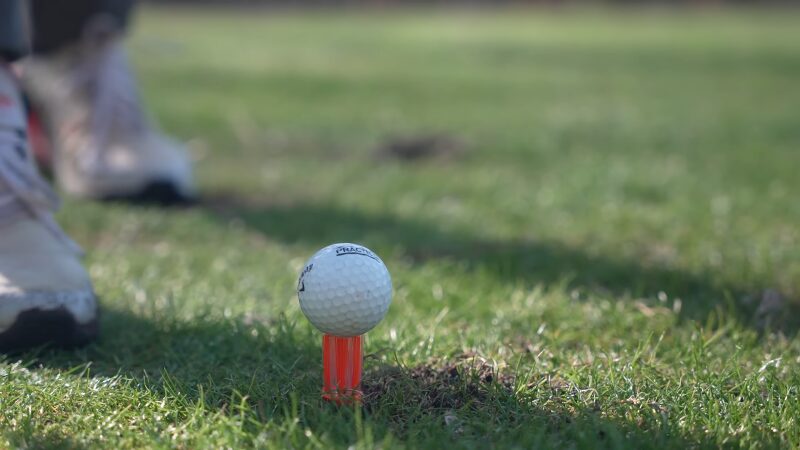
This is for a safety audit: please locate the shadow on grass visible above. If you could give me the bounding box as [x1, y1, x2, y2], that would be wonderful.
[202, 194, 799, 335]
[10, 193, 792, 447]
[2, 430, 84, 450]
[19, 309, 732, 449]
[33, 307, 319, 407]
[14, 265, 786, 447]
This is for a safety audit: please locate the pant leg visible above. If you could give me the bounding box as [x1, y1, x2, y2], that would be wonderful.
[0, 0, 29, 61]
[31, 0, 137, 55]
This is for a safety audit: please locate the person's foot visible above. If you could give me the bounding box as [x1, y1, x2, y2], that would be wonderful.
[0, 64, 98, 353]
[20, 25, 194, 205]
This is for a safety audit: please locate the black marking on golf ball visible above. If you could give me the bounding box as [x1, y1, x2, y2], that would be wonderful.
[335, 245, 380, 261]
[298, 264, 313, 292]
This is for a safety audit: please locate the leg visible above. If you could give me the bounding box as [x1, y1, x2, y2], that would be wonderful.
[31, 0, 136, 55]
[0, 0, 28, 61]
[0, 5, 98, 352]
[22, 0, 195, 204]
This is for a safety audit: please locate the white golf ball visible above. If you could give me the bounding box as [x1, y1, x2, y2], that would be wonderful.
[297, 243, 392, 336]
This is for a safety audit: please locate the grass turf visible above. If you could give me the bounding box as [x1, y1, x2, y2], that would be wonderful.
[2, 7, 800, 449]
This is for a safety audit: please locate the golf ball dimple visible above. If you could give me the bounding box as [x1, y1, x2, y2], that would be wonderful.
[297, 243, 392, 336]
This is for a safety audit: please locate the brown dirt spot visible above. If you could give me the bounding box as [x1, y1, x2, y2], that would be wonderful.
[361, 353, 515, 411]
[374, 134, 467, 162]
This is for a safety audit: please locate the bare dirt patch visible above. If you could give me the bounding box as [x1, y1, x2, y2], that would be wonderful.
[361, 353, 515, 410]
[373, 134, 467, 163]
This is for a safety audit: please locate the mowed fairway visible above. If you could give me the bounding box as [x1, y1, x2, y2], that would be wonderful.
[3, 7, 800, 449]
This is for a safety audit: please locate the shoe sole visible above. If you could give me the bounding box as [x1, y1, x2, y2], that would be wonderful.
[0, 307, 98, 353]
[101, 180, 196, 206]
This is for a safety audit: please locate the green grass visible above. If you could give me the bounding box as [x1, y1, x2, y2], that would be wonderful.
[3, 6, 800, 449]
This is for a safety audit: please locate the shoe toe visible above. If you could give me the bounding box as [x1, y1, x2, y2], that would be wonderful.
[0, 219, 99, 353]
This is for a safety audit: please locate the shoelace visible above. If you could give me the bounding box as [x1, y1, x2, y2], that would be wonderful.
[72, 42, 147, 175]
[0, 126, 82, 254]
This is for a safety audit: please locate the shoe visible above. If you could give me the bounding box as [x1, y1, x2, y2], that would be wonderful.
[0, 64, 98, 353]
[20, 26, 194, 205]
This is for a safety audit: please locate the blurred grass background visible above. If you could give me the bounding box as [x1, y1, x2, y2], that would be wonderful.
[138, 8, 800, 304]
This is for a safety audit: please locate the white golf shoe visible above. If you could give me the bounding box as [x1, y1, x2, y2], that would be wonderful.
[0, 65, 98, 352]
[21, 31, 194, 204]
